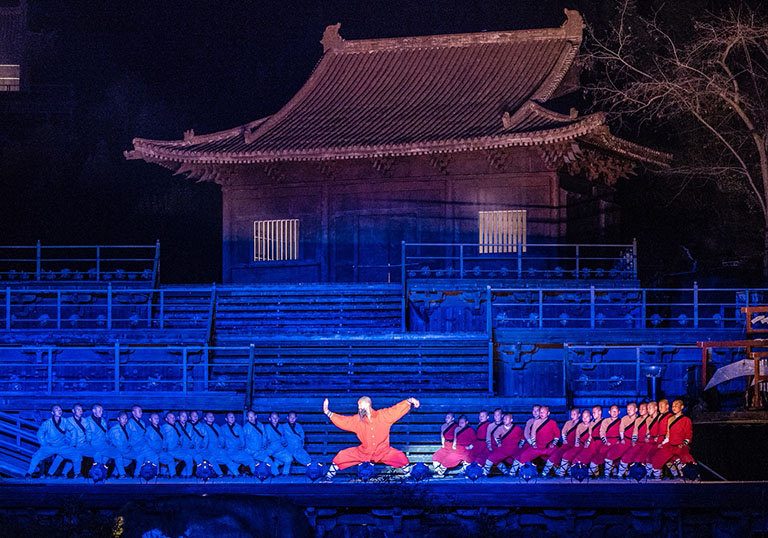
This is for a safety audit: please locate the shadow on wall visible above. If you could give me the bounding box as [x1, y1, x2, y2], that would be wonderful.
[116, 495, 312, 538]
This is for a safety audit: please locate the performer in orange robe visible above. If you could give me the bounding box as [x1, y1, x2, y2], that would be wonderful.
[323, 396, 419, 480]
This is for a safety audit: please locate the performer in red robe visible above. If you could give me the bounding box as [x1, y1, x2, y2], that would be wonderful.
[603, 402, 639, 478]
[467, 410, 491, 465]
[541, 407, 579, 477]
[510, 405, 561, 475]
[556, 409, 594, 477]
[482, 414, 523, 476]
[589, 405, 620, 477]
[625, 401, 661, 467]
[430, 413, 458, 476]
[650, 399, 694, 479]
[474, 408, 503, 464]
[322, 396, 419, 480]
[616, 401, 649, 477]
[433, 415, 475, 476]
[644, 399, 672, 475]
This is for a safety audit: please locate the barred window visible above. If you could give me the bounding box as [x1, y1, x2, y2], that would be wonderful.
[479, 210, 526, 253]
[254, 219, 299, 261]
[0, 65, 20, 92]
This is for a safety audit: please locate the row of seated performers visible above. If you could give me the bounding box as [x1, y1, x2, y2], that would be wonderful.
[25, 404, 310, 479]
[432, 400, 694, 480]
[23, 397, 693, 481]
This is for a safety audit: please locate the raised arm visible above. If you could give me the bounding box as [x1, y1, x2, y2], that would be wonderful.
[378, 398, 419, 424]
[324, 398, 359, 433]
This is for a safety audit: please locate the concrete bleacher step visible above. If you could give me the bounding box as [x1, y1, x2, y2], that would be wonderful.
[213, 285, 402, 336]
[205, 336, 491, 394]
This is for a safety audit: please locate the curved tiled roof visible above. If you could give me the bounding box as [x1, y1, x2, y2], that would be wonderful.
[127, 9, 670, 168]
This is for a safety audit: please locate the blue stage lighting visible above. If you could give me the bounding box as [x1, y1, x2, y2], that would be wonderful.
[305, 462, 324, 482]
[357, 462, 375, 482]
[89, 463, 108, 483]
[464, 462, 483, 482]
[254, 462, 272, 482]
[519, 463, 537, 482]
[682, 463, 700, 481]
[139, 461, 158, 482]
[570, 462, 588, 482]
[196, 460, 216, 482]
[408, 462, 431, 482]
[628, 462, 647, 482]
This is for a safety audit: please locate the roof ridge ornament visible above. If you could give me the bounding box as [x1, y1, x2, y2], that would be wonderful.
[183, 129, 195, 142]
[321, 23, 344, 53]
[562, 9, 584, 42]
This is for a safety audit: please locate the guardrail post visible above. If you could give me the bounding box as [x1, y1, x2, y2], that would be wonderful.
[517, 247, 522, 279]
[401, 241, 406, 331]
[36, 240, 41, 280]
[5, 287, 10, 330]
[159, 289, 164, 329]
[641, 289, 647, 329]
[114, 342, 120, 393]
[459, 244, 464, 279]
[563, 345, 571, 408]
[107, 283, 113, 329]
[539, 289, 544, 329]
[488, 339, 494, 395]
[47, 347, 53, 394]
[152, 239, 161, 288]
[575, 245, 580, 279]
[590, 286, 596, 329]
[636, 347, 641, 398]
[246, 344, 256, 409]
[632, 238, 638, 279]
[96, 246, 101, 281]
[485, 286, 492, 335]
[182, 347, 188, 394]
[204, 344, 209, 391]
[693, 282, 699, 328]
[56, 290, 61, 329]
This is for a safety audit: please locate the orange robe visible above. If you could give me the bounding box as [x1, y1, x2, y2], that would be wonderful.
[330, 400, 412, 470]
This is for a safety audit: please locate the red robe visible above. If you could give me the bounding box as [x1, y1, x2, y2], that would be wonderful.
[620, 416, 649, 463]
[434, 425, 476, 468]
[562, 423, 593, 464]
[468, 420, 492, 464]
[330, 400, 412, 470]
[517, 417, 561, 463]
[651, 414, 694, 468]
[431, 422, 459, 465]
[590, 417, 621, 465]
[644, 411, 672, 465]
[547, 419, 579, 464]
[487, 425, 524, 464]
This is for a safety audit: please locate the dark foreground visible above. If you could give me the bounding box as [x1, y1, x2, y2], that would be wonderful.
[1, 476, 767, 537]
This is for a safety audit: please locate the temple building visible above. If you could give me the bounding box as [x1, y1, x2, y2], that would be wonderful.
[126, 10, 669, 283]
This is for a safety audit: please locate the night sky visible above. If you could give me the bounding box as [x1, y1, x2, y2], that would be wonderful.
[1, 0, 759, 283]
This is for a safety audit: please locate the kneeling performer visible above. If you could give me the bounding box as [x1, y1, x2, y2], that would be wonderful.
[323, 396, 419, 481]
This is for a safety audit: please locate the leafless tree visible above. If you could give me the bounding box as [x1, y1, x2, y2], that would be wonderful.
[583, 1, 768, 277]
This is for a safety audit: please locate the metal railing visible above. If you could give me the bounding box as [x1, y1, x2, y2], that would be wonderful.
[0, 241, 160, 284]
[563, 344, 700, 403]
[0, 343, 492, 395]
[0, 411, 38, 458]
[486, 285, 767, 331]
[0, 286, 211, 331]
[401, 240, 637, 282]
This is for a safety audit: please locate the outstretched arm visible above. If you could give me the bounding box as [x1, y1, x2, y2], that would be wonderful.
[324, 398, 358, 432]
[379, 398, 419, 424]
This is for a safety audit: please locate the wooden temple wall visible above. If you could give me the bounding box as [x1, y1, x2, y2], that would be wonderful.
[220, 148, 579, 283]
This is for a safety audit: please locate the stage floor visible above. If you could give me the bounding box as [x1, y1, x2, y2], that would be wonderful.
[2, 476, 767, 511]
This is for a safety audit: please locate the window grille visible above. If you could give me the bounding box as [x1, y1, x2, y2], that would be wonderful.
[253, 219, 299, 261]
[0, 65, 20, 92]
[479, 210, 526, 253]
